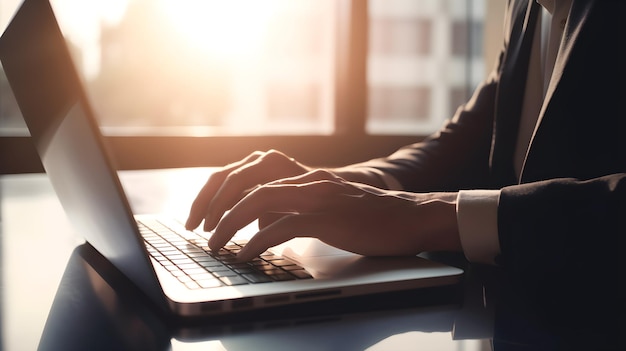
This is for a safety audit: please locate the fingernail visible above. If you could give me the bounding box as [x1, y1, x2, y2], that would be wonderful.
[184, 220, 193, 231]
[185, 214, 202, 231]
[207, 239, 220, 252]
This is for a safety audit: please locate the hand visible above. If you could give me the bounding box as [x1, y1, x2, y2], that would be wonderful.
[185, 150, 310, 231]
[208, 169, 462, 261]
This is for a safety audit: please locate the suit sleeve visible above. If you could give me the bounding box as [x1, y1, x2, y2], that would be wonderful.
[352, 68, 499, 192]
[497, 173, 625, 279]
[495, 173, 625, 327]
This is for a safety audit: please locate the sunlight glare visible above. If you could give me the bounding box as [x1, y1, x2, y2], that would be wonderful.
[50, 0, 129, 78]
[159, 0, 277, 59]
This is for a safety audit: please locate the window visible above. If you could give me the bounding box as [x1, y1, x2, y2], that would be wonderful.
[0, 0, 486, 173]
[367, 0, 485, 134]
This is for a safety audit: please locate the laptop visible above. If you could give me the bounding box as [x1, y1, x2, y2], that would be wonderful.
[0, 0, 463, 317]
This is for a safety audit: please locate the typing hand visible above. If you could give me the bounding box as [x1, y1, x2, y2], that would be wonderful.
[185, 150, 310, 232]
[207, 169, 462, 261]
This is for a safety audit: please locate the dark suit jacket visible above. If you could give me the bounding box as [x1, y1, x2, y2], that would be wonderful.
[362, 0, 625, 291]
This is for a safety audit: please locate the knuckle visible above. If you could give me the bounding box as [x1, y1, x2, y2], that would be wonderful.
[246, 151, 265, 162]
[252, 184, 272, 197]
[261, 149, 287, 163]
[222, 168, 245, 189]
[210, 168, 229, 182]
[308, 169, 336, 180]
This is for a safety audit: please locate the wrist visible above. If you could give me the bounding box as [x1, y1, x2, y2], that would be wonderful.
[413, 192, 462, 252]
[433, 196, 463, 252]
[331, 167, 391, 189]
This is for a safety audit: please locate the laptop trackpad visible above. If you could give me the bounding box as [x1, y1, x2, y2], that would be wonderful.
[271, 238, 439, 280]
[271, 237, 354, 259]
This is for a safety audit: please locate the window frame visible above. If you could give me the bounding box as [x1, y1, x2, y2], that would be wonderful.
[1, 0, 496, 174]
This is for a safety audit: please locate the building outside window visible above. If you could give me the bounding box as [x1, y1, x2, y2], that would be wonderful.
[368, 0, 484, 134]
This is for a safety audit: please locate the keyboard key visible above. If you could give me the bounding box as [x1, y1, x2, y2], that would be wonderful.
[170, 258, 195, 265]
[184, 281, 200, 289]
[242, 273, 273, 283]
[290, 270, 313, 279]
[212, 270, 238, 278]
[269, 273, 296, 282]
[219, 276, 248, 286]
[197, 278, 222, 289]
[185, 268, 210, 275]
[178, 263, 203, 270]
[188, 273, 214, 281]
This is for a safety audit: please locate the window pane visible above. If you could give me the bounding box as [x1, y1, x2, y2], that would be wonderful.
[367, 0, 485, 135]
[0, 0, 335, 136]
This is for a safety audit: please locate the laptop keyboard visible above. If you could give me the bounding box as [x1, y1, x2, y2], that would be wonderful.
[138, 219, 312, 290]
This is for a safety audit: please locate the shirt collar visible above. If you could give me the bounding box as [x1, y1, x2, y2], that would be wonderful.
[536, 0, 556, 14]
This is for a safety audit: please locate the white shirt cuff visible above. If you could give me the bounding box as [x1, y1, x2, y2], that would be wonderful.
[456, 190, 501, 264]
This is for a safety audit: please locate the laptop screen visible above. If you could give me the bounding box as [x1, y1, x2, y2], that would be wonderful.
[0, 0, 166, 306]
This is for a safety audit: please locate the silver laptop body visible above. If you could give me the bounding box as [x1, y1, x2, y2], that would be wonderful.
[0, 0, 463, 317]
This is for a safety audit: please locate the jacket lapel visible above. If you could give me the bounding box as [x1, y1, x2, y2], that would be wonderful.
[526, 0, 595, 150]
[490, 0, 540, 186]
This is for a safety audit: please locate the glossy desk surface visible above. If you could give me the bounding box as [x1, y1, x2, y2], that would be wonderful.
[1, 168, 619, 351]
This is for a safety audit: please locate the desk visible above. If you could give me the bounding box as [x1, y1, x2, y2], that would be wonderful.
[1, 168, 619, 350]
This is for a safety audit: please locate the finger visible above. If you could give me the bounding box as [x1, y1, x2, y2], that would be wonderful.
[202, 159, 265, 231]
[185, 151, 263, 230]
[258, 212, 290, 230]
[268, 169, 342, 186]
[208, 179, 364, 251]
[236, 212, 385, 261]
[240, 211, 423, 261]
[204, 160, 262, 232]
[237, 214, 328, 261]
[185, 171, 227, 230]
[208, 184, 313, 250]
[203, 150, 306, 231]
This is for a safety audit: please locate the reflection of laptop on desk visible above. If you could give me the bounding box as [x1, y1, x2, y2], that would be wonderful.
[0, 0, 463, 317]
